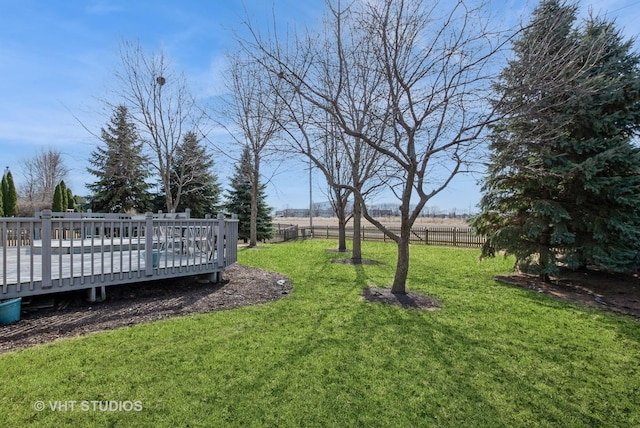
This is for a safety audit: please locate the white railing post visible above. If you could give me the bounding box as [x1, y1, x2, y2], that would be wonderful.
[145, 212, 154, 276]
[217, 213, 225, 267]
[41, 209, 52, 288]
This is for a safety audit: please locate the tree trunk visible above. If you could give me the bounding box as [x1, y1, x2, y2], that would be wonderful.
[391, 234, 410, 294]
[249, 156, 260, 248]
[390, 213, 411, 294]
[249, 181, 258, 247]
[539, 238, 551, 283]
[352, 198, 362, 263]
[336, 204, 348, 252]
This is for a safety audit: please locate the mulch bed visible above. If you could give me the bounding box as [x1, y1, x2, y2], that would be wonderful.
[495, 267, 640, 318]
[0, 264, 292, 354]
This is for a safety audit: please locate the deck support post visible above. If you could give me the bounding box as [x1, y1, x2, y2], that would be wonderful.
[208, 271, 221, 283]
[87, 286, 106, 302]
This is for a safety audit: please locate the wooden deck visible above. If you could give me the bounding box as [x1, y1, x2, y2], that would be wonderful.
[0, 211, 238, 301]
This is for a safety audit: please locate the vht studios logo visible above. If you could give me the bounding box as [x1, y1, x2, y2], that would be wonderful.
[34, 400, 143, 412]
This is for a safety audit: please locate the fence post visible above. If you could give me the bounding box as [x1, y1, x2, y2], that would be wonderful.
[41, 210, 52, 288]
[425, 228, 429, 245]
[145, 212, 154, 276]
[453, 227, 457, 247]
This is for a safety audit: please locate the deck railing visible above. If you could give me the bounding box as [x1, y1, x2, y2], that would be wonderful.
[0, 210, 238, 301]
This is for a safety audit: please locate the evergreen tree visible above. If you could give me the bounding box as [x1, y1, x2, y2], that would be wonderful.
[59, 180, 68, 212]
[472, 0, 640, 279]
[225, 146, 273, 243]
[2, 171, 18, 217]
[172, 131, 221, 218]
[87, 105, 152, 213]
[52, 182, 65, 212]
[66, 188, 75, 212]
[3, 170, 18, 217]
[0, 174, 5, 217]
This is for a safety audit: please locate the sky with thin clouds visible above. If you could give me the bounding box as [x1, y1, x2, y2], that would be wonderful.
[0, 0, 639, 214]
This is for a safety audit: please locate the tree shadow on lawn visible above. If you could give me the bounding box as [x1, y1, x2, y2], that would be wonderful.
[361, 286, 441, 311]
[334, 257, 441, 311]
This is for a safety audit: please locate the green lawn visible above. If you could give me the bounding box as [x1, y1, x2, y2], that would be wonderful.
[1, 240, 639, 427]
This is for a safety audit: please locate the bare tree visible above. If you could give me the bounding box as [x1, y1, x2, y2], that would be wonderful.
[20, 148, 69, 209]
[323, 129, 353, 253]
[220, 53, 283, 247]
[113, 40, 203, 212]
[245, 0, 511, 293]
[268, 6, 387, 260]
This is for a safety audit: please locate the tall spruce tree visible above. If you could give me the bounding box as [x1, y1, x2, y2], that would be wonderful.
[52, 182, 65, 212]
[59, 180, 68, 212]
[66, 187, 75, 212]
[225, 146, 273, 243]
[472, 0, 640, 279]
[172, 131, 221, 218]
[2, 169, 17, 216]
[87, 105, 152, 213]
[0, 174, 5, 217]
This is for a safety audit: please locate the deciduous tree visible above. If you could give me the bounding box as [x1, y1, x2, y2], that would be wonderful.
[244, 0, 510, 293]
[225, 146, 274, 243]
[220, 53, 282, 247]
[20, 148, 68, 208]
[113, 41, 204, 212]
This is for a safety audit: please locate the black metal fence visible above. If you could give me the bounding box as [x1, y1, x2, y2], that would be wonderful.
[273, 224, 485, 248]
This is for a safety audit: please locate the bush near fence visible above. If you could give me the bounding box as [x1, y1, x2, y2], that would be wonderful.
[273, 224, 485, 248]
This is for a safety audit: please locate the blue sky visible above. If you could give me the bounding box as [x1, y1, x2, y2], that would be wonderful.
[1, 0, 639, 215]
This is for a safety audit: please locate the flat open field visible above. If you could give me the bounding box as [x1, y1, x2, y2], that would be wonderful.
[275, 216, 470, 228]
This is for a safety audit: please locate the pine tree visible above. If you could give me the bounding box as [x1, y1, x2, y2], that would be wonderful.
[52, 182, 65, 212]
[225, 146, 273, 243]
[87, 105, 152, 213]
[66, 188, 75, 212]
[558, 16, 640, 272]
[3, 170, 18, 217]
[471, 0, 640, 279]
[59, 180, 68, 212]
[0, 174, 5, 217]
[172, 131, 221, 218]
[2, 170, 18, 217]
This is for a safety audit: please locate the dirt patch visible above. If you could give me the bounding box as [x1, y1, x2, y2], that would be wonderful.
[361, 286, 441, 311]
[495, 268, 640, 319]
[0, 264, 292, 354]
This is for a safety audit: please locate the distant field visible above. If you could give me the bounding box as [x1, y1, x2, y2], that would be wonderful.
[275, 216, 470, 228]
